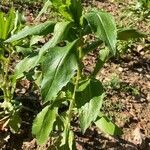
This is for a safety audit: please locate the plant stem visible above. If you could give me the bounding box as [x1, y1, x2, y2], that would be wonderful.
[68, 69, 80, 122]
[68, 47, 82, 123]
[2, 54, 11, 102]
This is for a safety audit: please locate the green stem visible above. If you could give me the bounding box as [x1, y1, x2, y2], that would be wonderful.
[68, 69, 80, 121]
[2, 54, 11, 102]
[68, 47, 82, 123]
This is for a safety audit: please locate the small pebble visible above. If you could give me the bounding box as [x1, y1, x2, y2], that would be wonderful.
[146, 74, 150, 79]
[147, 94, 150, 101]
[135, 72, 139, 75]
[137, 68, 143, 72]
[140, 98, 146, 102]
[118, 67, 123, 72]
[140, 51, 145, 55]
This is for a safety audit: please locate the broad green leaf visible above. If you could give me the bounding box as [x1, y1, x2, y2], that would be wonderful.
[76, 79, 104, 107]
[117, 29, 147, 41]
[85, 10, 117, 55]
[75, 79, 105, 133]
[32, 106, 58, 144]
[41, 40, 78, 102]
[95, 116, 123, 136]
[79, 94, 105, 133]
[5, 21, 55, 43]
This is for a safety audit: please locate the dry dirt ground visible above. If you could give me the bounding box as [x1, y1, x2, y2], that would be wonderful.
[0, 0, 150, 149]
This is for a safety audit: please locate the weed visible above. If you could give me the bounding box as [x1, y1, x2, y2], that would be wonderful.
[5, 0, 146, 148]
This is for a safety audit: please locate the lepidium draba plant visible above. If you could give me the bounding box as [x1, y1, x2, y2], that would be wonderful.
[6, 0, 124, 148]
[0, 8, 25, 132]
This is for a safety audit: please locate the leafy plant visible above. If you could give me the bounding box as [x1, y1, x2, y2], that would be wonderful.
[122, 84, 140, 96]
[0, 8, 23, 132]
[136, 0, 150, 9]
[104, 74, 121, 90]
[6, 0, 147, 148]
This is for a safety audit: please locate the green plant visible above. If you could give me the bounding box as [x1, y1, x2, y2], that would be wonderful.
[0, 9, 23, 132]
[104, 74, 121, 90]
[122, 84, 140, 96]
[136, 0, 150, 9]
[6, 0, 147, 148]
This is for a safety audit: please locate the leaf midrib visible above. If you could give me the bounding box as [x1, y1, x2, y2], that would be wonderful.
[44, 48, 71, 101]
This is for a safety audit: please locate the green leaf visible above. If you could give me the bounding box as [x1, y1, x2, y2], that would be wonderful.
[117, 29, 147, 41]
[85, 10, 117, 55]
[51, 0, 82, 23]
[92, 47, 110, 76]
[76, 79, 104, 107]
[13, 54, 38, 79]
[11, 10, 22, 35]
[30, 35, 43, 46]
[50, 0, 72, 20]
[60, 122, 70, 148]
[0, 8, 15, 40]
[0, 12, 5, 39]
[32, 106, 58, 145]
[3, 8, 15, 39]
[9, 111, 21, 133]
[38, 21, 73, 58]
[15, 46, 33, 55]
[77, 79, 91, 92]
[13, 22, 73, 80]
[95, 116, 123, 136]
[5, 21, 55, 42]
[51, 0, 65, 8]
[41, 40, 78, 102]
[68, 130, 75, 150]
[59, 118, 76, 150]
[69, 0, 82, 24]
[75, 79, 105, 133]
[36, 0, 52, 19]
[33, 70, 42, 87]
[79, 94, 105, 133]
